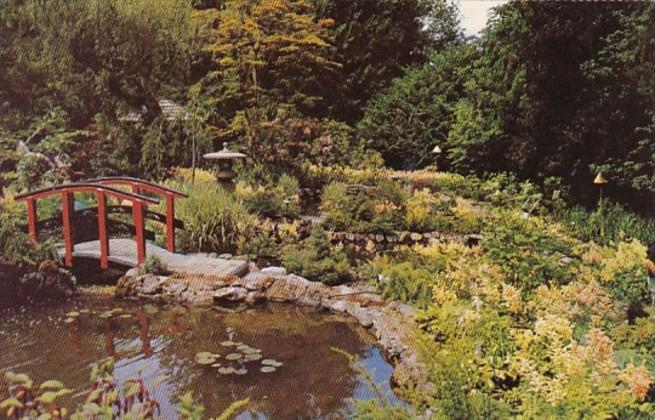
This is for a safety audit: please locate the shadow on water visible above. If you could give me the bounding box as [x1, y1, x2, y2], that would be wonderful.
[0, 298, 403, 418]
[69, 257, 130, 285]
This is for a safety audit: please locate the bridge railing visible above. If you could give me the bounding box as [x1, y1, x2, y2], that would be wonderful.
[88, 177, 187, 253]
[15, 179, 184, 269]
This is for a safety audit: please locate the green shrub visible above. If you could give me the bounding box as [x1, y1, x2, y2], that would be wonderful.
[370, 259, 434, 307]
[235, 173, 301, 219]
[144, 255, 168, 275]
[166, 181, 254, 254]
[352, 400, 415, 420]
[482, 210, 579, 292]
[281, 226, 351, 285]
[320, 180, 406, 234]
[237, 224, 279, 259]
[612, 315, 655, 352]
[0, 195, 57, 268]
[405, 189, 440, 232]
[555, 200, 655, 246]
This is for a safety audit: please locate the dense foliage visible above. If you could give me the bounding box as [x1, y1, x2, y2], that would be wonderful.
[1, 0, 654, 417]
[362, 175, 655, 418]
[357, 2, 655, 213]
[1, 359, 247, 419]
[359, 44, 476, 169]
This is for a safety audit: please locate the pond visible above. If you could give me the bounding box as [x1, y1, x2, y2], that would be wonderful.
[0, 298, 402, 418]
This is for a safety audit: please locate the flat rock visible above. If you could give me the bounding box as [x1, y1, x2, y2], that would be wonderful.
[141, 275, 162, 295]
[410, 232, 423, 241]
[165, 281, 187, 296]
[261, 266, 287, 276]
[213, 286, 248, 303]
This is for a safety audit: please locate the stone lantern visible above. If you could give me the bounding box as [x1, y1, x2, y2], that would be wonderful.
[593, 172, 608, 203]
[432, 144, 442, 170]
[203, 143, 247, 187]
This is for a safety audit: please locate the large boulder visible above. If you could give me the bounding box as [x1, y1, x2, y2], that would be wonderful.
[265, 274, 330, 306]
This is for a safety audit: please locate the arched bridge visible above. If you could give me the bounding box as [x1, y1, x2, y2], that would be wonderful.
[16, 177, 187, 269]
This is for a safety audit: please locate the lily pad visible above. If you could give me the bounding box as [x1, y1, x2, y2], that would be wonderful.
[218, 367, 236, 375]
[220, 340, 236, 347]
[195, 352, 217, 365]
[225, 353, 242, 361]
[64, 318, 76, 324]
[211, 363, 222, 368]
[260, 366, 276, 373]
[234, 368, 248, 375]
[243, 354, 262, 362]
[66, 311, 80, 318]
[261, 359, 277, 366]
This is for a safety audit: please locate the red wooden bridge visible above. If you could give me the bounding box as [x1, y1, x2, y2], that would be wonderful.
[16, 177, 187, 269]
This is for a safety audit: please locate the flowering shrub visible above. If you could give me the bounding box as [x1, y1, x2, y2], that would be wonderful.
[481, 209, 580, 292]
[582, 240, 649, 306]
[367, 194, 655, 418]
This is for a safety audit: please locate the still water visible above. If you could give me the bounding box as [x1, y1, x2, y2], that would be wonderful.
[0, 298, 401, 418]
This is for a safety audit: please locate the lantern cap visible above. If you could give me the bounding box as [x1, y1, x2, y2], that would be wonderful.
[593, 172, 608, 185]
[203, 142, 247, 161]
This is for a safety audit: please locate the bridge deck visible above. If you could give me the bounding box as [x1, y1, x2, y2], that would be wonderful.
[58, 239, 249, 277]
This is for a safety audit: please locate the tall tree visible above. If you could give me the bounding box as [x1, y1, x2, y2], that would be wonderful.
[312, 0, 460, 122]
[448, 2, 654, 209]
[358, 44, 477, 169]
[194, 0, 341, 162]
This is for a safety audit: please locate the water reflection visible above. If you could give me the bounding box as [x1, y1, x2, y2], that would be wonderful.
[0, 299, 402, 418]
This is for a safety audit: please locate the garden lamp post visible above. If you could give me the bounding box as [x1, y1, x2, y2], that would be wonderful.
[593, 172, 608, 205]
[203, 143, 247, 189]
[432, 144, 442, 169]
[594, 172, 608, 241]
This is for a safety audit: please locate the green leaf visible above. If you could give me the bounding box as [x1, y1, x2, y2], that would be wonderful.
[55, 388, 72, 398]
[37, 391, 60, 405]
[39, 380, 65, 391]
[5, 371, 32, 386]
[86, 388, 102, 403]
[0, 398, 24, 410]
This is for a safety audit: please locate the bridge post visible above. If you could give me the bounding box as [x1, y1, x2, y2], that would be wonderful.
[26, 199, 38, 242]
[165, 193, 175, 252]
[131, 186, 146, 264]
[97, 191, 109, 269]
[61, 191, 75, 268]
